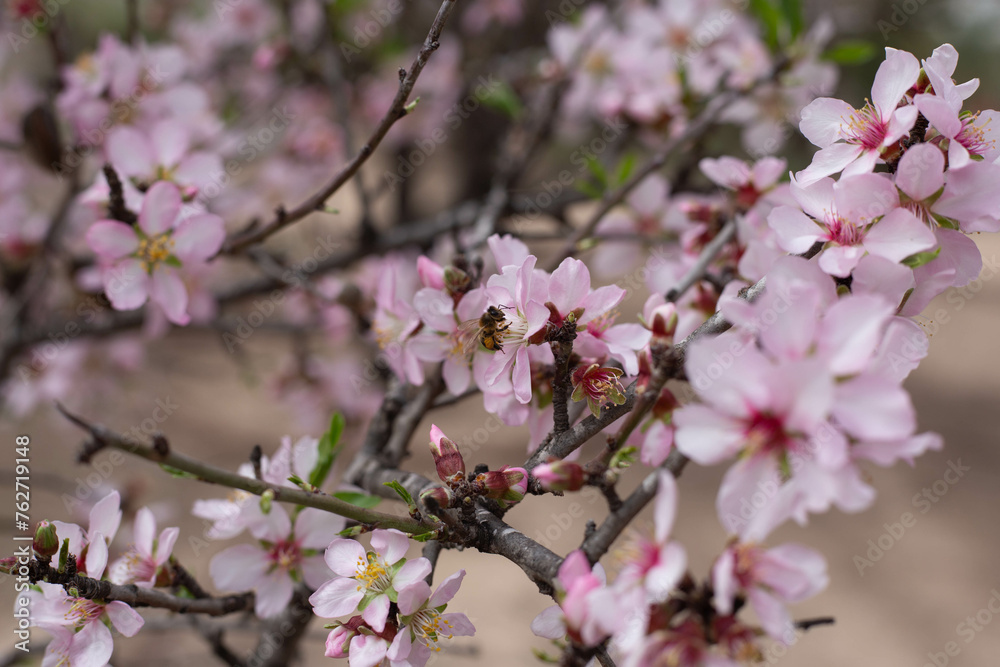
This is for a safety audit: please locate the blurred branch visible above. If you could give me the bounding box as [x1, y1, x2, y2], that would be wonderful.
[222, 0, 460, 253]
[56, 403, 435, 534]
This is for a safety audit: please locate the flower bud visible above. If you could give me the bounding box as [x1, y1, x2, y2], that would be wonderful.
[443, 265, 471, 295]
[648, 302, 678, 342]
[571, 364, 627, 418]
[651, 387, 679, 419]
[480, 466, 527, 505]
[260, 489, 274, 514]
[417, 256, 445, 290]
[419, 485, 454, 511]
[33, 521, 59, 558]
[429, 424, 466, 484]
[324, 624, 354, 658]
[533, 461, 585, 493]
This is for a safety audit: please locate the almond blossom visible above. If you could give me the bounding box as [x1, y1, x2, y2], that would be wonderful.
[109, 506, 179, 587]
[797, 48, 920, 184]
[86, 181, 225, 325]
[396, 569, 476, 660]
[210, 504, 346, 618]
[309, 530, 432, 632]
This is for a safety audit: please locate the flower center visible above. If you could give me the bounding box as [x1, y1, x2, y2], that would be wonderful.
[354, 553, 392, 594]
[136, 233, 175, 272]
[120, 546, 158, 582]
[270, 539, 302, 571]
[65, 598, 105, 629]
[826, 216, 864, 246]
[744, 413, 788, 455]
[844, 103, 888, 151]
[958, 113, 995, 156]
[411, 607, 455, 652]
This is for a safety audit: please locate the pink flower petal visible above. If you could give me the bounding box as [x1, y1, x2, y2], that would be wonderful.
[106, 126, 154, 178]
[512, 345, 532, 404]
[795, 143, 863, 185]
[349, 635, 388, 667]
[362, 593, 391, 632]
[103, 258, 149, 311]
[833, 374, 915, 441]
[767, 206, 823, 254]
[818, 245, 864, 277]
[255, 570, 294, 618]
[428, 569, 466, 608]
[324, 538, 366, 577]
[139, 181, 183, 235]
[69, 617, 115, 664]
[392, 557, 433, 590]
[210, 544, 269, 590]
[308, 577, 365, 618]
[673, 405, 746, 465]
[150, 265, 190, 325]
[549, 258, 590, 316]
[105, 600, 145, 637]
[155, 526, 179, 564]
[171, 213, 226, 263]
[798, 97, 855, 147]
[133, 507, 156, 557]
[871, 49, 920, 120]
[863, 208, 938, 263]
[294, 507, 346, 550]
[87, 220, 138, 259]
[371, 529, 410, 565]
[89, 491, 122, 542]
[397, 580, 431, 616]
[530, 605, 566, 639]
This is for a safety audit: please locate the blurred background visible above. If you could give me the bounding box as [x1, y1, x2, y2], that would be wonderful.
[3, 0, 1000, 665]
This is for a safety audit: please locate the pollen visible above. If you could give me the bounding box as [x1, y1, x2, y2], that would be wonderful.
[843, 101, 889, 151]
[958, 112, 996, 156]
[412, 607, 455, 651]
[65, 598, 105, 628]
[136, 233, 175, 272]
[354, 552, 391, 593]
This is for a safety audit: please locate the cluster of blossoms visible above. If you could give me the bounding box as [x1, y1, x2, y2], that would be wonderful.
[520, 42, 997, 665]
[547, 0, 836, 154]
[310, 530, 474, 666]
[22, 492, 178, 666]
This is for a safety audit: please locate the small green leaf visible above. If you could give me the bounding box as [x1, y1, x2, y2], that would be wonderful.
[575, 179, 605, 199]
[334, 491, 382, 509]
[383, 480, 415, 506]
[160, 464, 198, 479]
[410, 531, 439, 543]
[614, 152, 637, 186]
[748, 0, 782, 49]
[609, 446, 638, 470]
[901, 247, 942, 268]
[309, 413, 346, 488]
[779, 0, 804, 38]
[338, 525, 367, 538]
[585, 155, 609, 187]
[823, 40, 876, 65]
[479, 81, 523, 119]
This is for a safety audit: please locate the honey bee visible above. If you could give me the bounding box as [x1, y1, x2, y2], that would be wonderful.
[458, 305, 512, 355]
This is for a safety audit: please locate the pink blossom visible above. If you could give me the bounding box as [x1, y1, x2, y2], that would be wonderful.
[797, 47, 920, 184]
[309, 530, 432, 632]
[712, 541, 827, 640]
[408, 287, 488, 396]
[106, 119, 223, 196]
[27, 582, 144, 667]
[109, 507, 179, 587]
[396, 569, 476, 657]
[372, 256, 425, 385]
[86, 181, 225, 325]
[211, 504, 346, 618]
[531, 550, 618, 647]
[52, 490, 123, 579]
[768, 173, 936, 277]
[482, 256, 550, 403]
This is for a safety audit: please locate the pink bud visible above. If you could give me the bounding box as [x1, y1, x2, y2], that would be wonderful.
[650, 302, 678, 341]
[417, 256, 446, 290]
[33, 520, 59, 558]
[429, 424, 466, 484]
[324, 625, 352, 658]
[533, 461, 585, 492]
[480, 466, 527, 504]
[420, 485, 454, 510]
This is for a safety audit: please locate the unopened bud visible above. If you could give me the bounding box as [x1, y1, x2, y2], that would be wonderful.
[649, 302, 678, 342]
[33, 521, 59, 558]
[260, 489, 274, 514]
[443, 266, 471, 295]
[419, 485, 454, 511]
[479, 466, 527, 505]
[533, 461, 585, 492]
[429, 424, 466, 484]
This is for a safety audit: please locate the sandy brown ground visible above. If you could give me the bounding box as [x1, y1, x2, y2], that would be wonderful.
[2, 235, 1000, 667]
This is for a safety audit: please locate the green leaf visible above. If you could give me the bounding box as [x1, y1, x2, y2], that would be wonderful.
[479, 81, 523, 119]
[410, 531, 439, 542]
[614, 152, 637, 187]
[609, 446, 637, 470]
[163, 256, 183, 268]
[901, 247, 942, 269]
[585, 155, 609, 188]
[575, 179, 605, 200]
[823, 40, 876, 65]
[748, 0, 782, 49]
[309, 413, 346, 488]
[334, 491, 382, 509]
[338, 525, 367, 538]
[779, 0, 804, 38]
[160, 464, 198, 479]
[383, 480, 415, 506]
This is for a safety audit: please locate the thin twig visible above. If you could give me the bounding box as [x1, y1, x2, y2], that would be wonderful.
[665, 218, 737, 302]
[222, 0, 460, 252]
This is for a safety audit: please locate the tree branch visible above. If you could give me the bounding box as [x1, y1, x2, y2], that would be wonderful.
[222, 0, 459, 252]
